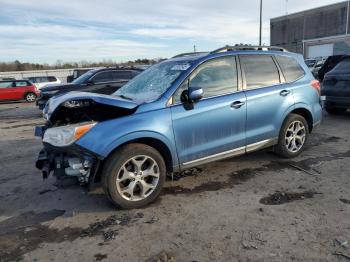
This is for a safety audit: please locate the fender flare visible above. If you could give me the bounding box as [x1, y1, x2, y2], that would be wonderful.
[279, 102, 313, 132]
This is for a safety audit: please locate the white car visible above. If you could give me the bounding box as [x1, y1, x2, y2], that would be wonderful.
[27, 76, 61, 89]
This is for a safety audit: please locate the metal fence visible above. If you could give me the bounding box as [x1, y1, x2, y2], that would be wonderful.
[0, 68, 90, 84]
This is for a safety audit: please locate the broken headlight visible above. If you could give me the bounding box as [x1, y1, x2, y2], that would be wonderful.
[63, 100, 91, 108]
[43, 122, 96, 147]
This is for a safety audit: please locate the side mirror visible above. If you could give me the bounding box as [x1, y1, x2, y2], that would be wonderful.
[188, 86, 203, 103]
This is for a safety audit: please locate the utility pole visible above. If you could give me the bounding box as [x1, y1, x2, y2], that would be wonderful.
[286, 0, 288, 15]
[193, 45, 197, 53]
[259, 0, 262, 46]
[346, 0, 350, 34]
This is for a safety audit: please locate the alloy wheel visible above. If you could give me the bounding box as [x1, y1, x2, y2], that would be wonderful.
[284, 120, 306, 153]
[116, 155, 160, 201]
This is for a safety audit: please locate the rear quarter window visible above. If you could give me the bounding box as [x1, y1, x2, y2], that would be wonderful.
[15, 81, 29, 87]
[275, 56, 305, 82]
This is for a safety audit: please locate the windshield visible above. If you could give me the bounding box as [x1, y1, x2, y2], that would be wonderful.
[113, 61, 191, 103]
[72, 70, 96, 84]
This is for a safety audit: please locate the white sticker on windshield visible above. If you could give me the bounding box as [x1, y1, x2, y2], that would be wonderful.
[171, 64, 190, 71]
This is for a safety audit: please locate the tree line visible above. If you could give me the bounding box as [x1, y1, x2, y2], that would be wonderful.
[0, 58, 161, 72]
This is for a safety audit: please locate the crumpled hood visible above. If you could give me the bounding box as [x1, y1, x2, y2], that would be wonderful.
[44, 91, 139, 122]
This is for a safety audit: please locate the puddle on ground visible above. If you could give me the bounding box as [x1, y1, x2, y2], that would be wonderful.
[162, 168, 255, 195]
[339, 198, 350, 204]
[0, 210, 82, 261]
[162, 149, 350, 196]
[0, 210, 148, 261]
[307, 133, 342, 147]
[259, 191, 319, 205]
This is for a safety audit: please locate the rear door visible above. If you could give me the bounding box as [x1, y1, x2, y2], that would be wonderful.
[171, 56, 247, 166]
[240, 54, 294, 149]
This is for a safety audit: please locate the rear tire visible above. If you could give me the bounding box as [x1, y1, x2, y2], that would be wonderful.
[25, 92, 37, 102]
[102, 143, 166, 209]
[275, 114, 309, 158]
[325, 106, 346, 115]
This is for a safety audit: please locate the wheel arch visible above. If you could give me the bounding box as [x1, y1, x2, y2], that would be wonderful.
[91, 133, 178, 184]
[289, 107, 314, 133]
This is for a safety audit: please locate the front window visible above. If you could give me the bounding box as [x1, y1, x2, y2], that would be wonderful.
[113, 61, 190, 103]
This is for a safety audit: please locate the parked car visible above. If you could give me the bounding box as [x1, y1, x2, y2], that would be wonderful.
[36, 68, 143, 109]
[67, 69, 93, 83]
[26, 76, 61, 89]
[0, 80, 40, 102]
[318, 55, 348, 82]
[321, 56, 350, 114]
[35, 46, 322, 209]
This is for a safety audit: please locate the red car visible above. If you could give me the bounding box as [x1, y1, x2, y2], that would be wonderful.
[0, 80, 40, 102]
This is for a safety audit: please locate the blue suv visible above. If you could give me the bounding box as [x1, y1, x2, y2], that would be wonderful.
[35, 46, 322, 209]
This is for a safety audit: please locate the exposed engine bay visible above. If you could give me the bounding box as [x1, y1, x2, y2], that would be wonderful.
[36, 93, 139, 187]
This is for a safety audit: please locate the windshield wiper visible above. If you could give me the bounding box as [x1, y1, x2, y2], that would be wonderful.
[117, 94, 134, 101]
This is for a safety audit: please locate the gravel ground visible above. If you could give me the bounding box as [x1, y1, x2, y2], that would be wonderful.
[0, 102, 349, 262]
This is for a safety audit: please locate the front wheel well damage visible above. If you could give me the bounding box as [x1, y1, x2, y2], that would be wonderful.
[91, 138, 173, 185]
[289, 108, 313, 133]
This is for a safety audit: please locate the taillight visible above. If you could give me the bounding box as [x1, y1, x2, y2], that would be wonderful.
[311, 80, 321, 95]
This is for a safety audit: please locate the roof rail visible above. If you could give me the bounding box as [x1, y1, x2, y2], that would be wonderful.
[172, 52, 208, 58]
[210, 45, 288, 54]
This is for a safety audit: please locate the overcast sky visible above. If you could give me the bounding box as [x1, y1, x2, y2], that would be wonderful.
[0, 0, 341, 63]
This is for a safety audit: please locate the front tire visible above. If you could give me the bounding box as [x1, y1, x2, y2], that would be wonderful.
[275, 114, 309, 158]
[102, 143, 166, 209]
[25, 92, 37, 102]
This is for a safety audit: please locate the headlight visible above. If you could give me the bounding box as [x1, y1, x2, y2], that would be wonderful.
[43, 122, 96, 147]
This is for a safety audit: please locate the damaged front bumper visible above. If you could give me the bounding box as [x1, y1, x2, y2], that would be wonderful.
[36, 142, 101, 185]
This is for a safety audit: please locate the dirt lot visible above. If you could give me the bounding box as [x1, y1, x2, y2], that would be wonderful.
[0, 102, 349, 262]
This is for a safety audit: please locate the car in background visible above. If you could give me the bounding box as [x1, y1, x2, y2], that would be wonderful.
[26, 76, 61, 89]
[305, 59, 317, 68]
[67, 69, 94, 83]
[321, 56, 350, 114]
[0, 80, 40, 102]
[35, 46, 322, 209]
[36, 67, 143, 109]
[318, 55, 348, 82]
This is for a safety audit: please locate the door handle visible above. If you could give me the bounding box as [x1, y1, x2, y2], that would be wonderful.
[106, 84, 112, 87]
[231, 101, 245, 109]
[280, 90, 290, 96]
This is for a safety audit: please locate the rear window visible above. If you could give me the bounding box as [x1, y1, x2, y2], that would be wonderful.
[15, 81, 29, 87]
[240, 55, 280, 89]
[276, 56, 305, 82]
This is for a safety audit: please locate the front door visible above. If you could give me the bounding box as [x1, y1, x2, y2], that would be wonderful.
[170, 56, 247, 167]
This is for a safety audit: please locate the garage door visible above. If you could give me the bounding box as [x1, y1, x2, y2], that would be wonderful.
[307, 44, 334, 58]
